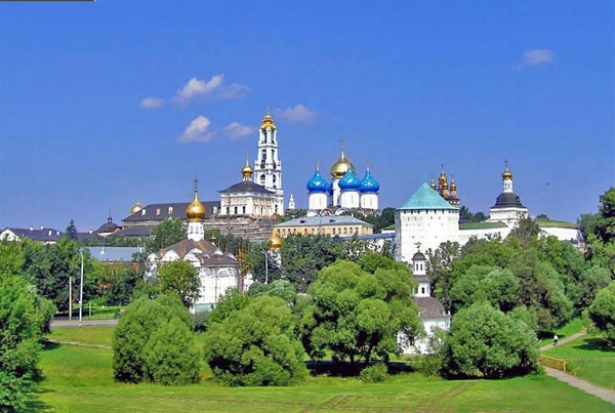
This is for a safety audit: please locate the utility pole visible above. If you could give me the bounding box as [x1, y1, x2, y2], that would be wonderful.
[68, 276, 72, 320]
[79, 248, 84, 326]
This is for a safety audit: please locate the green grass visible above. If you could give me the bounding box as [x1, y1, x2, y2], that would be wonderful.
[37, 327, 613, 413]
[48, 325, 115, 347]
[544, 334, 615, 390]
[538, 317, 585, 347]
[535, 218, 578, 229]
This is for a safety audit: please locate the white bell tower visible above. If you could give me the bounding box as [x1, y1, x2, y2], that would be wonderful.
[253, 109, 284, 215]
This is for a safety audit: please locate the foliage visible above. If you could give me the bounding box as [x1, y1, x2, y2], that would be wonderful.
[459, 206, 487, 223]
[449, 266, 520, 313]
[359, 363, 388, 383]
[156, 260, 200, 307]
[587, 281, 615, 346]
[362, 207, 395, 233]
[64, 219, 78, 241]
[193, 311, 209, 332]
[580, 187, 615, 275]
[146, 218, 186, 252]
[203, 295, 307, 386]
[302, 259, 422, 364]
[248, 280, 297, 307]
[509, 217, 542, 246]
[142, 316, 201, 385]
[112, 293, 199, 384]
[207, 288, 250, 325]
[0, 242, 54, 412]
[441, 302, 539, 379]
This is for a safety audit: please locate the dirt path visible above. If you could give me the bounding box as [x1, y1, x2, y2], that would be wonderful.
[540, 330, 615, 404]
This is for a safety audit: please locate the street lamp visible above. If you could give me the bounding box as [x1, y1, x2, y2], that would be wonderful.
[78, 248, 84, 326]
[260, 250, 269, 284]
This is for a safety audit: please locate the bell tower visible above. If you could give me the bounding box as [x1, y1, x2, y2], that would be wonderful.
[253, 109, 284, 215]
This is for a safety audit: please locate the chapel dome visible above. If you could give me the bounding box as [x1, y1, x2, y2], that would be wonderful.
[338, 170, 361, 191]
[129, 201, 142, 215]
[330, 151, 355, 179]
[186, 191, 206, 221]
[306, 170, 329, 193]
[98, 217, 120, 234]
[493, 192, 524, 208]
[267, 230, 282, 251]
[360, 170, 380, 193]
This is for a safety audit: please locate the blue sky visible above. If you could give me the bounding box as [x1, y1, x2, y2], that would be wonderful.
[0, 1, 613, 231]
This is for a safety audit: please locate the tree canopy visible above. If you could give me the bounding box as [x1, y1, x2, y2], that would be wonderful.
[301, 259, 421, 364]
[588, 281, 615, 347]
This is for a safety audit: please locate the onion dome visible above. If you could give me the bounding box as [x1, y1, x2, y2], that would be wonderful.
[186, 177, 206, 222]
[330, 140, 355, 178]
[306, 169, 329, 193]
[267, 229, 282, 251]
[241, 154, 254, 181]
[339, 170, 361, 191]
[360, 168, 380, 193]
[438, 168, 448, 188]
[502, 165, 513, 180]
[129, 199, 142, 215]
[450, 178, 457, 191]
[260, 109, 276, 130]
[430, 178, 436, 190]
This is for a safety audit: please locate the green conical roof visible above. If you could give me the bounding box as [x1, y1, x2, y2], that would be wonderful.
[398, 183, 459, 211]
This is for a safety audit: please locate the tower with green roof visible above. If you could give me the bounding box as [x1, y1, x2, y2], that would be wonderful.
[395, 183, 460, 263]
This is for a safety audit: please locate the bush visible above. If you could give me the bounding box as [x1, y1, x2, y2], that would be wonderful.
[193, 311, 209, 332]
[588, 281, 615, 347]
[203, 295, 307, 386]
[408, 355, 442, 377]
[441, 301, 539, 379]
[359, 364, 388, 383]
[113, 293, 200, 385]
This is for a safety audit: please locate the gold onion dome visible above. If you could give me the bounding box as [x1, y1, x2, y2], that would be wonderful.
[330, 151, 355, 179]
[186, 178, 206, 221]
[502, 168, 513, 180]
[430, 178, 436, 190]
[267, 230, 282, 251]
[129, 200, 142, 215]
[241, 155, 254, 180]
[438, 168, 448, 186]
[260, 109, 276, 130]
[450, 178, 457, 191]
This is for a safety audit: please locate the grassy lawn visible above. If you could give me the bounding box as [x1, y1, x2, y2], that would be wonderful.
[37, 327, 613, 413]
[544, 334, 615, 391]
[538, 317, 585, 347]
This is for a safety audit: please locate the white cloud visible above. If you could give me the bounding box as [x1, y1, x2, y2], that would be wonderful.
[218, 83, 251, 100]
[173, 75, 224, 105]
[518, 49, 554, 69]
[139, 97, 164, 109]
[275, 104, 316, 123]
[225, 122, 255, 140]
[179, 115, 215, 143]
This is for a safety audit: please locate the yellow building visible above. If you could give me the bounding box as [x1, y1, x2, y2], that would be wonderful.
[274, 215, 373, 238]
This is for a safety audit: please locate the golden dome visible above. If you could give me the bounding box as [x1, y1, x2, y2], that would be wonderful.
[450, 178, 457, 191]
[430, 178, 436, 190]
[502, 168, 513, 180]
[186, 177, 206, 222]
[129, 200, 142, 215]
[438, 168, 448, 186]
[330, 151, 355, 179]
[267, 229, 282, 251]
[241, 154, 254, 181]
[260, 109, 276, 130]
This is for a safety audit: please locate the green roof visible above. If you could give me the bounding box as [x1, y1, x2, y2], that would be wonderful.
[535, 218, 578, 229]
[398, 183, 459, 211]
[459, 221, 508, 230]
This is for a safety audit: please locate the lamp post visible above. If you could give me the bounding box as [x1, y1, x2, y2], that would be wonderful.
[78, 248, 84, 326]
[260, 250, 269, 284]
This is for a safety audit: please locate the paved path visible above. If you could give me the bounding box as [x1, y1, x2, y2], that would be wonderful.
[540, 330, 587, 352]
[540, 329, 615, 405]
[51, 319, 118, 328]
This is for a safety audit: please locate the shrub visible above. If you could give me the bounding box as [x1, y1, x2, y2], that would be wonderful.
[203, 295, 307, 386]
[587, 281, 615, 347]
[359, 364, 389, 383]
[113, 293, 200, 384]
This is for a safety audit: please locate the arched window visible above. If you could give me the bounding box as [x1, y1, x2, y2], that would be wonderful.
[260, 174, 266, 185]
[261, 149, 266, 162]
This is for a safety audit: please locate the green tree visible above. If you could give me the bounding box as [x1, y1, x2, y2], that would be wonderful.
[203, 295, 307, 386]
[248, 280, 297, 307]
[64, 219, 78, 241]
[147, 218, 186, 252]
[112, 293, 197, 384]
[509, 217, 541, 247]
[449, 266, 520, 313]
[441, 301, 539, 379]
[143, 316, 201, 385]
[156, 260, 200, 307]
[578, 266, 612, 309]
[587, 281, 615, 347]
[0, 241, 55, 411]
[302, 260, 421, 364]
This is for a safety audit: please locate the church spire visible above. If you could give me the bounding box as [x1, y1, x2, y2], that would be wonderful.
[501, 160, 514, 193]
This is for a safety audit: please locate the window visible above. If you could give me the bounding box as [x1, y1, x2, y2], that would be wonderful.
[421, 287, 425, 294]
[156, 208, 161, 216]
[261, 149, 266, 162]
[260, 174, 266, 185]
[226, 207, 230, 215]
[242, 206, 246, 215]
[168, 207, 173, 214]
[234, 207, 238, 215]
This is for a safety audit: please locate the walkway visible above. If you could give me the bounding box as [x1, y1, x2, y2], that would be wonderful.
[51, 319, 118, 328]
[540, 329, 615, 405]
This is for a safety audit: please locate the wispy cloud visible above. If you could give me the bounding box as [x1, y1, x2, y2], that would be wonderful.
[225, 122, 255, 140]
[173, 75, 224, 105]
[275, 104, 316, 123]
[517, 49, 554, 69]
[139, 97, 165, 109]
[179, 115, 215, 143]
[218, 83, 251, 100]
